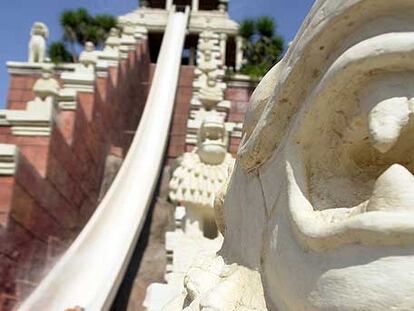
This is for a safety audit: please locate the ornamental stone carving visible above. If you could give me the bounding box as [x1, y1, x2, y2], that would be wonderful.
[169, 116, 234, 218]
[28, 22, 49, 63]
[79, 42, 98, 72]
[181, 0, 414, 310]
[33, 66, 60, 100]
[104, 28, 121, 53]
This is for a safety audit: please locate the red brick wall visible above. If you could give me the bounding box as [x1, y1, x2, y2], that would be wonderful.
[0, 41, 151, 310]
[167, 65, 195, 159]
[226, 85, 255, 155]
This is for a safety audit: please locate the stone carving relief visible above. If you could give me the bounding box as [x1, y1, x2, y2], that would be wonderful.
[28, 22, 49, 63]
[33, 66, 60, 100]
[150, 31, 237, 308]
[169, 116, 235, 237]
[104, 28, 121, 53]
[79, 42, 98, 72]
[180, 0, 414, 310]
[187, 30, 230, 145]
[61, 42, 98, 92]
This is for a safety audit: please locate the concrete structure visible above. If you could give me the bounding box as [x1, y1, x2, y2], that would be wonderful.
[0, 1, 255, 310]
[179, 1, 414, 310]
[4, 0, 414, 311]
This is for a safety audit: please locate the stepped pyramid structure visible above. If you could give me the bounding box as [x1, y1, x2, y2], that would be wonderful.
[3, 0, 413, 310]
[0, 1, 255, 310]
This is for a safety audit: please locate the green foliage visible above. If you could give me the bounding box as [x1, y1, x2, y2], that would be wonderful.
[48, 41, 72, 64]
[239, 19, 255, 40]
[256, 16, 275, 38]
[48, 8, 117, 63]
[238, 16, 285, 79]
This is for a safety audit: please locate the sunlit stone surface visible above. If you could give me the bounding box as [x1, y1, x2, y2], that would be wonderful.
[180, 0, 414, 310]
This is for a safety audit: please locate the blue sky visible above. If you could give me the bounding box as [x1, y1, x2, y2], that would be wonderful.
[0, 0, 314, 107]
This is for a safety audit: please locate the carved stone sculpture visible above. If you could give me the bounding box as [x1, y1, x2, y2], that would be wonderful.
[104, 28, 121, 53]
[198, 72, 224, 109]
[28, 22, 49, 63]
[61, 42, 97, 92]
[33, 66, 60, 100]
[79, 42, 98, 72]
[181, 0, 414, 310]
[170, 115, 234, 235]
[143, 117, 234, 311]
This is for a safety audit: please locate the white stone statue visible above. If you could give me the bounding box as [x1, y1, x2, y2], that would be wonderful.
[61, 42, 97, 92]
[79, 41, 98, 72]
[193, 30, 226, 112]
[33, 66, 60, 100]
[28, 22, 49, 63]
[143, 116, 235, 311]
[104, 28, 121, 53]
[180, 0, 414, 310]
[170, 115, 234, 236]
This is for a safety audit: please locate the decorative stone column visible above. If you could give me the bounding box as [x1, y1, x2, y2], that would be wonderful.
[220, 33, 227, 66]
[235, 35, 244, 72]
[192, 0, 199, 12]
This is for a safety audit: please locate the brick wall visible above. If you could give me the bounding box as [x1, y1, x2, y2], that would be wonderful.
[0, 41, 151, 310]
[226, 85, 255, 155]
[166, 65, 195, 159]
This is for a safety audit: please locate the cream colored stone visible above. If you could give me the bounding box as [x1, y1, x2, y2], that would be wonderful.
[0, 144, 18, 176]
[182, 256, 267, 311]
[33, 66, 60, 99]
[28, 22, 48, 63]
[104, 28, 121, 53]
[203, 1, 414, 310]
[145, 115, 234, 311]
[79, 42, 98, 71]
[120, 8, 238, 36]
[61, 43, 98, 92]
[169, 116, 234, 233]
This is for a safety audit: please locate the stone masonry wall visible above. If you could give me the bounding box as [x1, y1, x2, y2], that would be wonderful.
[0, 41, 151, 310]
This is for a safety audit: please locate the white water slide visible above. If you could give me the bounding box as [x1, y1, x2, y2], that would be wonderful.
[20, 7, 189, 311]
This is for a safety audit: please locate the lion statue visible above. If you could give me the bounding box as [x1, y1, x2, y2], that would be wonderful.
[28, 22, 49, 63]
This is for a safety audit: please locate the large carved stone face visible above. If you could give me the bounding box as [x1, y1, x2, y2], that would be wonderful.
[221, 1, 414, 310]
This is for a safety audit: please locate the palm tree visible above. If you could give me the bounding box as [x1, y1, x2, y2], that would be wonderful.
[256, 16, 274, 38]
[60, 8, 92, 61]
[239, 19, 255, 40]
[238, 16, 285, 79]
[50, 8, 117, 63]
[48, 42, 72, 64]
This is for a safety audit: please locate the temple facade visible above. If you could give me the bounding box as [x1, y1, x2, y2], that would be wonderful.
[0, 1, 255, 310]
[3, 0, 412, 310]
